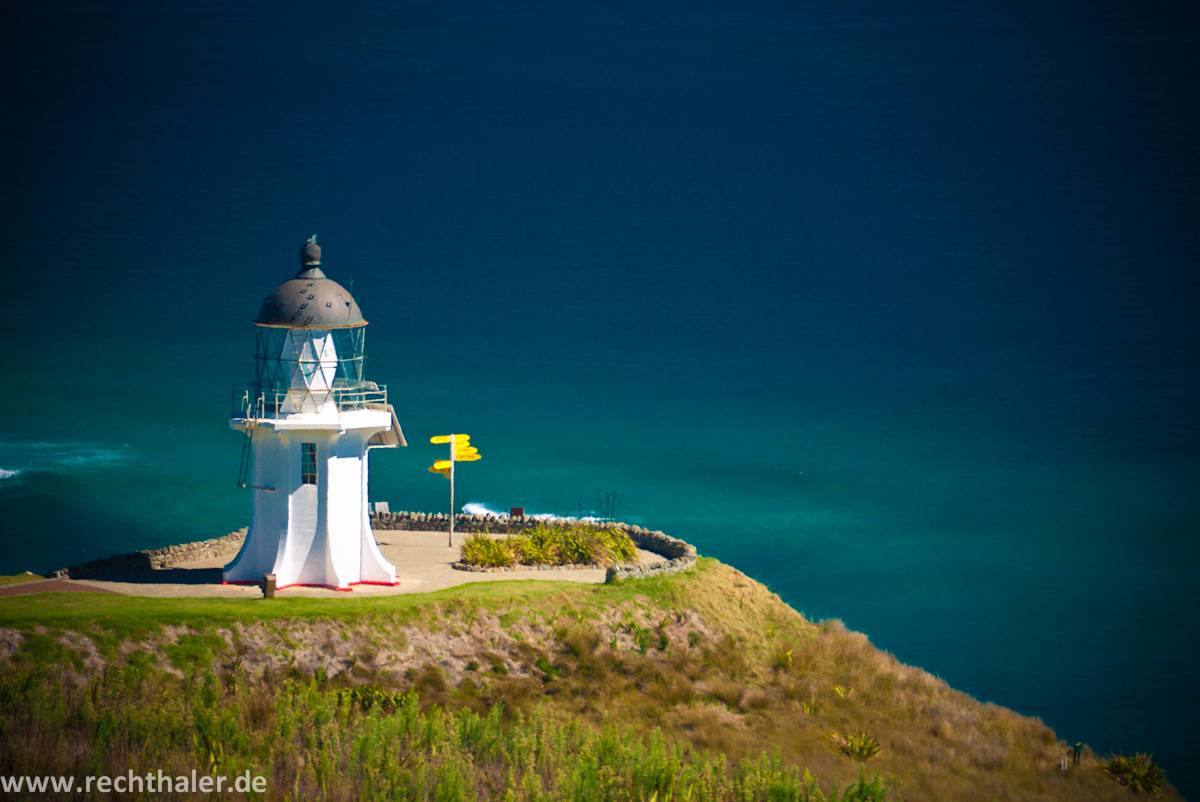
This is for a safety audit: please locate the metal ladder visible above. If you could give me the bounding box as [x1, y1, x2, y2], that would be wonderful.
[235, 392, 276, 492]
[237, 428, 254, 489]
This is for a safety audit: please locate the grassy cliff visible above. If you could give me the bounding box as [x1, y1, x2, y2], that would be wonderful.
[0, 559, 1181, 800]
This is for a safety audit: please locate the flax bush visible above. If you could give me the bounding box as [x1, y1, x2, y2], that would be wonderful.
[825, 731, 882, 761]
[1103, 753, 1166, 795]
[596, 526, 638, 565]
[511, 525, 559, 565]
[459, 534, 515, 568]
[459, 524, 638, 569]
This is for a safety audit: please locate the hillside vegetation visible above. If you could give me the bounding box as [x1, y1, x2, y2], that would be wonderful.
[0, 559, 1181, 801]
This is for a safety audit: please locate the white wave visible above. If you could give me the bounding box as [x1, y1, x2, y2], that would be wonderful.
[461, 502, 505, 517]
[460, 502, 561, 520]
[458, 502, 638, 524]
[0, 468, 20, 481]
[526, 512, 600, 522]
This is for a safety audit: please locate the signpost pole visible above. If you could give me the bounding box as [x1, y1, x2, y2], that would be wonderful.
[429, 434, 478, 549]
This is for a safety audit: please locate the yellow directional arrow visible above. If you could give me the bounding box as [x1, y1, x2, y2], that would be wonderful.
[427, 433, 478, 546]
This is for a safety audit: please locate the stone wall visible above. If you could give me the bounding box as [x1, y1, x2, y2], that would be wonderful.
[371, 509, 535, 533]
[607, 526, 698, 582]
[51, 529, 248, 579]
[370, 510, 699, 581]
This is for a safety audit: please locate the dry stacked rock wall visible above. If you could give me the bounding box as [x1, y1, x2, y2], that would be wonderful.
[608, 526, 698, 582]
[371, 510, 526, 534]
[51, 529, 248, 579]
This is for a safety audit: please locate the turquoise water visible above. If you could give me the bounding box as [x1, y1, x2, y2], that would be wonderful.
[3, 0, 1198, 794]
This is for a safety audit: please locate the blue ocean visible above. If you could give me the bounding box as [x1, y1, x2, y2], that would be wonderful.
[3, 0, 1198, 794]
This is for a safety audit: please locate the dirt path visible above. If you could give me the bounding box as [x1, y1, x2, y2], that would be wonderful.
[23, 531, 666, 599]
[0, 579, 121, 598]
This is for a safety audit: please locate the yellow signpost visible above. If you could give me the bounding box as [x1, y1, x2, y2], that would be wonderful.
[427, 434, 482, 546]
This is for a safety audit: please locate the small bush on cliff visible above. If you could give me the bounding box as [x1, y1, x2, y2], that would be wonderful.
[1103, 752, 1166, 794]
[826, 731, 883, 761]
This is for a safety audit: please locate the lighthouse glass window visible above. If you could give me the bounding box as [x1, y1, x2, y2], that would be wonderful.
[301, 443, 317, 485]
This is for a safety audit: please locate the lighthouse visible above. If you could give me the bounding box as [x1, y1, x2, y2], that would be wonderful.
[223, 237, 405, 590]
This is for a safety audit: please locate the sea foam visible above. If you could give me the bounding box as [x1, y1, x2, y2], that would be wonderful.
[461, 502, 505, 517]
[460, 502, 559, 521]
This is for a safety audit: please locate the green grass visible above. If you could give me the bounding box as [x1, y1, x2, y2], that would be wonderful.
[0, 573, 634, 638]
[164, 633, 227, 672]
[17, 632, 85, 671]
[0, 573, 46, 587]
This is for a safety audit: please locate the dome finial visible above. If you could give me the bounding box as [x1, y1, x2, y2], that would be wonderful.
[301, 235, 321, 266]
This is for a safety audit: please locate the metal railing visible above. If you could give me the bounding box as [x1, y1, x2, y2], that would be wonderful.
[231, 382, 387, 421]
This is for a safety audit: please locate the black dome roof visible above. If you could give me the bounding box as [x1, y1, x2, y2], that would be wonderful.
[254, 240, 366, 328]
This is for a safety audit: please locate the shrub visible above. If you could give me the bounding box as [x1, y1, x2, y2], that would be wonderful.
[826, 731, 883, 761]
[557, 525, 598, 565]
[1103, 752, 1166, 794]
[459, 533, 515, 567]
[836, 765, 895, 802]
[772, 644, 794, 671]
[512, 526, 559, 565]
[343, 684, 395, 712]
[459, 523, 639, 568]
[484, 653, 509, 675]
[597, 526, 638, 565]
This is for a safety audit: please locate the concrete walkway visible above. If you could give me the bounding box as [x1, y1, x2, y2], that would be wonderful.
[7, 531, 666, 599]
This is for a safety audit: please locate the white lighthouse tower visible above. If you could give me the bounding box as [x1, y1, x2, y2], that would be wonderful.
[224, 237, 405, 590]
